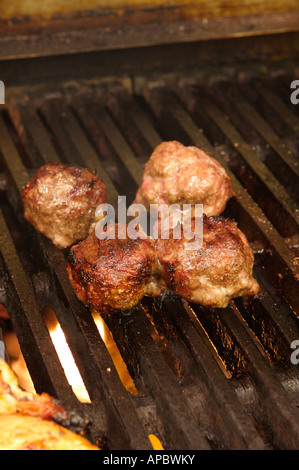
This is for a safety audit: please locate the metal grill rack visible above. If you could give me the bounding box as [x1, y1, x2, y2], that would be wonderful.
[0, 71, 298, 450]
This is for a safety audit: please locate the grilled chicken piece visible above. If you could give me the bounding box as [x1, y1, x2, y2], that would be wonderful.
[0, 415, 99, 450]
[134, 141, 234, 217]
[0, 360, 99, 450]
[156, 215, 259, 308]
[67, 224, 160, 314]
[22, 161, 106, 249]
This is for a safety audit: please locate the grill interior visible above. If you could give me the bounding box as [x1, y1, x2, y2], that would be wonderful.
[0, 52, 299, 450]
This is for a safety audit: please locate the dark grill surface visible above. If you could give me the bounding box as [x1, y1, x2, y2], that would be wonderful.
[0, 71, 299, 450]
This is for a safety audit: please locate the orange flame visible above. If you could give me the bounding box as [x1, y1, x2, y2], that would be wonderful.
[45, 308, 138, 401]
[48, 320, 91, 403]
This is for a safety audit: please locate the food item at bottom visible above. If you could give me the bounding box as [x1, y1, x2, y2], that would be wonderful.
[0, 359, 99, 450]
[0, 414, 99, 450]
[22, 161, 106, 249]
[156, 215, 259, 309]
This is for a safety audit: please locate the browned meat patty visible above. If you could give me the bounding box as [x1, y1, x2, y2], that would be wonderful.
[67, 224, 160, 313]
[22, 161, 106, 249]
[134, 141, 234, 217]
[156, 215, 259, 308]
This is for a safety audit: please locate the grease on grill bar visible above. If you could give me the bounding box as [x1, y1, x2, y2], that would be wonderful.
[0, 72, 299, 450]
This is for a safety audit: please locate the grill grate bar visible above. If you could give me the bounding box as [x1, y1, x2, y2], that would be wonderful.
[235, 279, 299, 362]
[234, 98, 299, 179]
[256, 84, 299, 137]
[210, 80, 299, 206]
[13, 103, 62, 164]
[95, 107, 144, 185]
[105, 306, 211, 450]
[147, 296, 268, 449]
[55, 104, 120, 209]
[203, 98, 299, 235]
[69, 92, 142, 205]
[219, 305, 299, 449]
[0, 115, 29, 195]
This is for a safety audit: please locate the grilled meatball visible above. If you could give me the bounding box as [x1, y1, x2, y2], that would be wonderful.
[67, 224, 159, 314]
[156, 215, 259, 308]
[22, 161, 106, 249]
[134, 141, 234, 217]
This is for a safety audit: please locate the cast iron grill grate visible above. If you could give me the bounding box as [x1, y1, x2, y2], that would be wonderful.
[0, 71, 298, 450]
